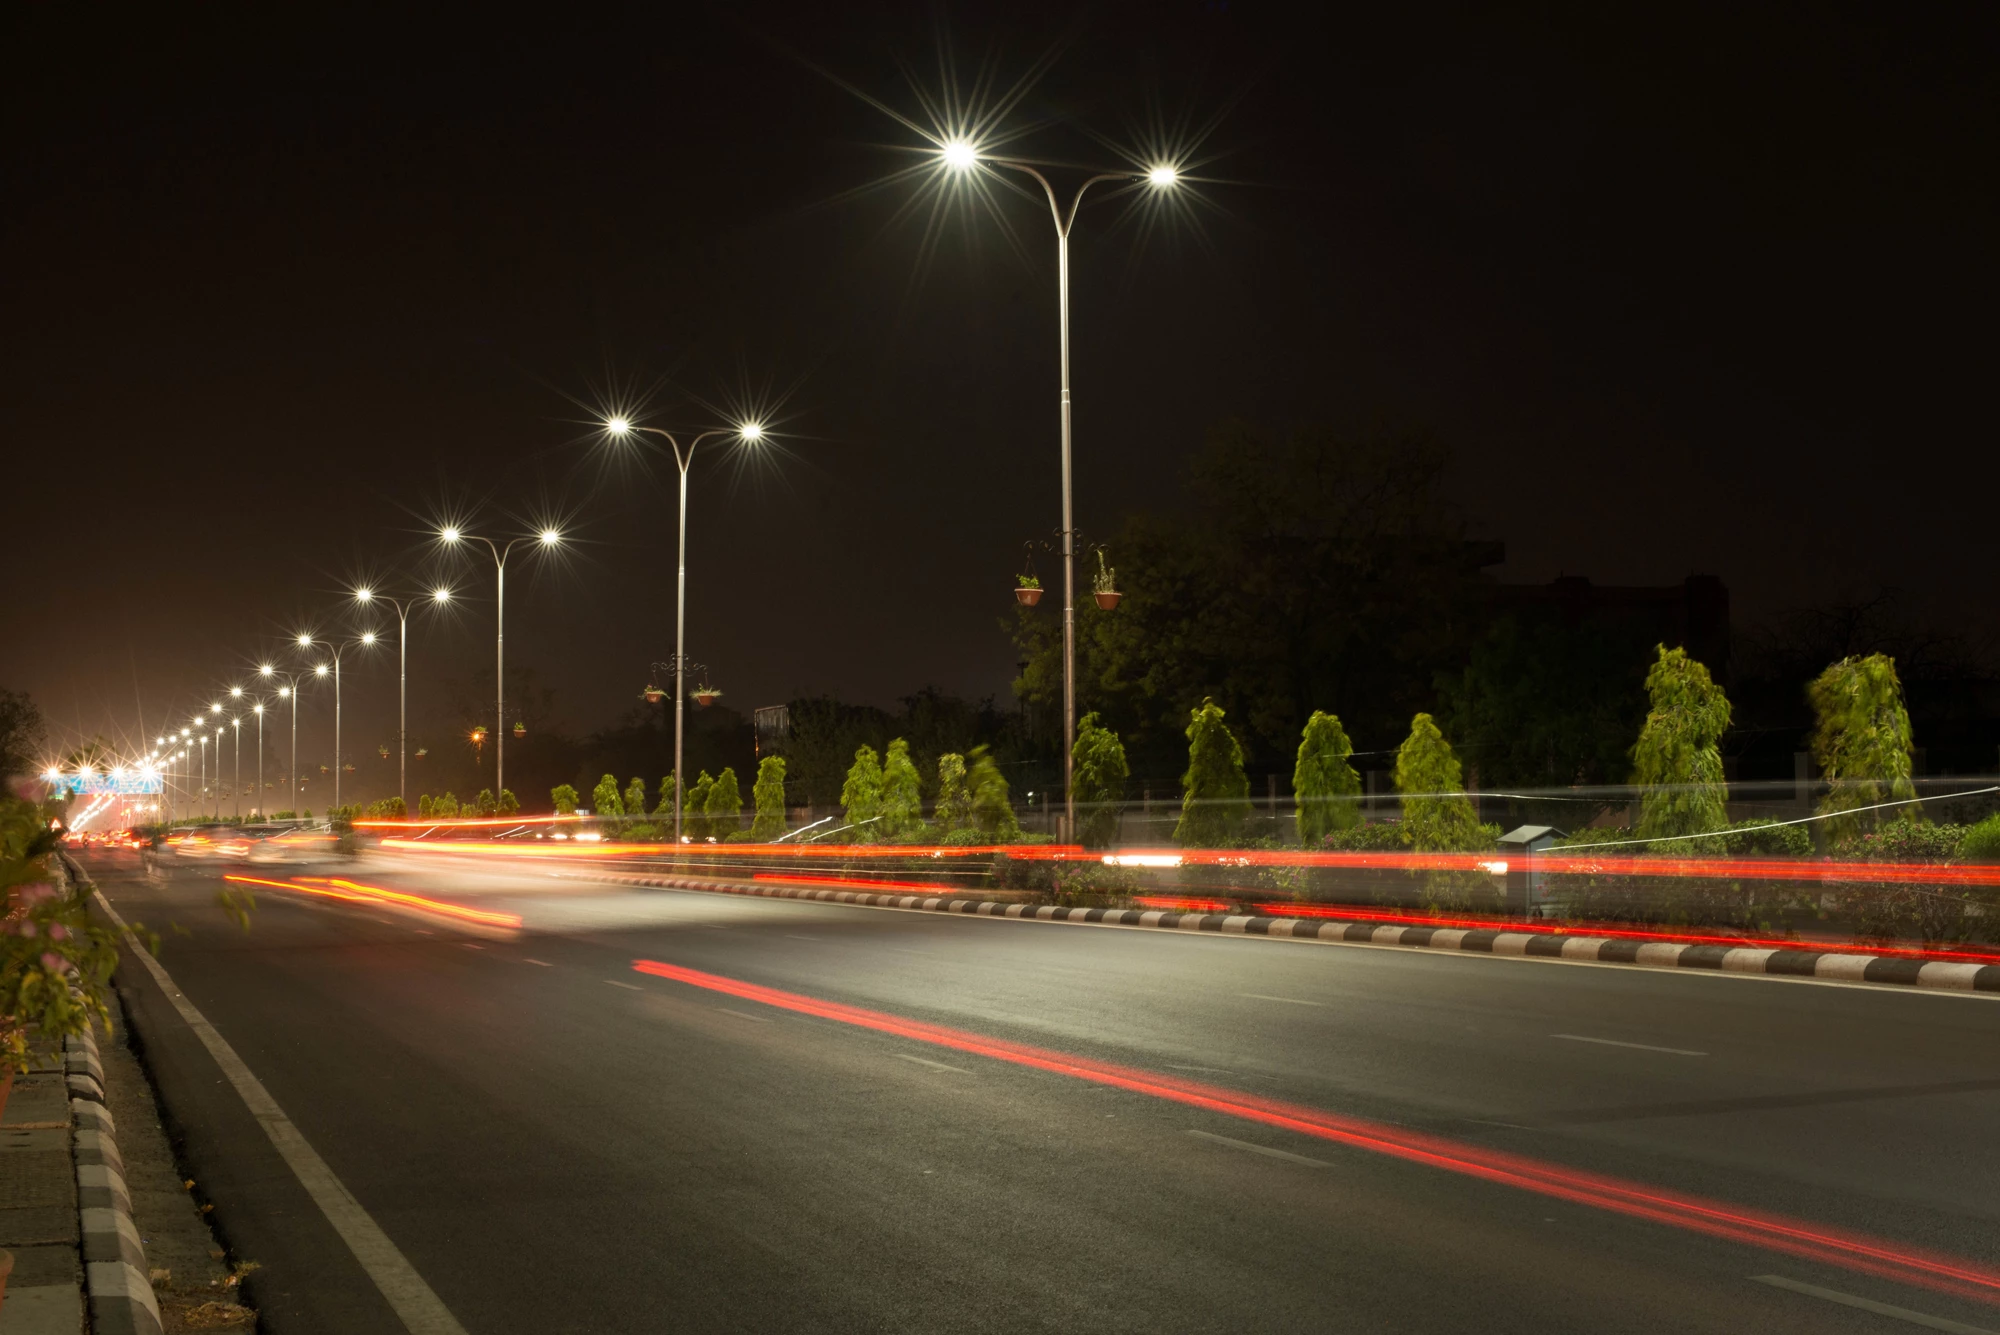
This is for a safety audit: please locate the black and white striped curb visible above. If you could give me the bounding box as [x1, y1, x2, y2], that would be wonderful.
[69, 1027, 164, 1335]
[572, 870, 2000, 995]
[62, 853, 165, 1335]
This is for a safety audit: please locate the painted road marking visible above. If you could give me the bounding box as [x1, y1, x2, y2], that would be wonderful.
[785, 934, 819, 941]
[606, 980, 643, 991]
[97, 892, 468, 1335]
[715, 1008, 772, 1024]
[1187, 1130, 1333, 1168]
[1553, 1034, 1708, 1057]
[1240, 993, 1326, 1007]
[1751, 1275, 1998, 1333]
[522, 958, 553, 966]
[895, 1053, 971, 1074]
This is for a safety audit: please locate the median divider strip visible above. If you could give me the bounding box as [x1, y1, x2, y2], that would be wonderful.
[560, 868, 2000, 995]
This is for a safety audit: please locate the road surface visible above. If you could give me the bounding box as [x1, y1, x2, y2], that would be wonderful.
[83, 849, 2000, 1333]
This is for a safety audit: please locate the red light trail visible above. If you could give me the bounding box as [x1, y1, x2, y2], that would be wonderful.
[631, 958, 2000, 1305]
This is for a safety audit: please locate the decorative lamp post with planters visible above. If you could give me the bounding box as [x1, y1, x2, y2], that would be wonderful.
[605, 416, 766, 845]
[931, 143, 1182, 840]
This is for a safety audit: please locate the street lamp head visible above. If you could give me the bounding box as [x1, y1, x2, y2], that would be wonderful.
[607, 416, 631, 435]
[941, 140, 978, 171]
[432, 587, 451, 604]
[739, 422, 765, 443]
[439, 526, 462, 543]
[296, 634, 312, 648]
[230, 686, 243, 697]
[314, 664, 329, 678]
[278, 687, 291, 699]
[361, 632, 377, 646]
[254, 704, 263, 715]
[355, 588, 373, 604]
[211, 703, 222, 714]
[259, 663, 274, 677]
[1147, 165, 1180, 188]
[538, 527, 561, 546]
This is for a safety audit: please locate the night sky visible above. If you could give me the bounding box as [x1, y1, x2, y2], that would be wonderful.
[5, 3, 1995, 792]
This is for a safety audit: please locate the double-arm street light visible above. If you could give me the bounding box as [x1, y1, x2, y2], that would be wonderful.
[297, 631, 376, 811]
[936, 142, 1181, 839]
[604, 419, 765, 844]
[259, 663, 312, 817]
[437, 526, 561, 806]
[354, 584, 453, 813]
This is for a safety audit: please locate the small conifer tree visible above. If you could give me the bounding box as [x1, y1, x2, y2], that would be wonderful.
[879, 739, 923, 840]
[966, 745, 1020, 838]
[418, 793, 434, 819]
[550, 784, 578, 815]
[1175, 699, 1251, 847]
[623, 777, 648, 825]
[1072, 713, 1129, 848]
[497, 789, 518, 816]
[1392, 714, 1486, 850]
[1809, 653, 1918, 843]
[475, 788, 498, 817]
[1293, 710, 1362, 847]
[705, 767, 743, 837]
[935, 754, 972, 833]
[655, 773, 677, 816]
[750, 756, 788, 841]
[841, 746, 883, 837]
[1632, 645, 1731, 840]
[686, 771, 715, 841]
[591, 774, 623, 819]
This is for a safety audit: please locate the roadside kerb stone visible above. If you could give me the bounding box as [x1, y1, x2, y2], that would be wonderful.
[565, 868, 2000, 995]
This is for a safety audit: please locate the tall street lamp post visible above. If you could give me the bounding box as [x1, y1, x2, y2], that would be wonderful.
[355, 584, 453, 814]
[938, 144, 1180, 838]
[437, 527, 561, 807]
[605, 419, 763, 844]
[297, 632, 376, 812]
[260, 665, 310, 817]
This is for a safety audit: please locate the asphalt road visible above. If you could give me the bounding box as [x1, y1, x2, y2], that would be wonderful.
[81, 848, 2000, 1334]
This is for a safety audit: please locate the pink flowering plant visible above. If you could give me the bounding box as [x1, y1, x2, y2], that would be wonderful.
[2, 793, 119, 1073]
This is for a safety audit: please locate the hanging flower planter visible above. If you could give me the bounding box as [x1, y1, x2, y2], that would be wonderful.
[415, 747, 429, 758]
[1090, 549, 1122, 612]
[1015, 573, 1043, 606]
[377, 745, 389, 760]
[512, 721, 526, 739]
[692, 687, 723, 708]
[642, 685, 665, 704]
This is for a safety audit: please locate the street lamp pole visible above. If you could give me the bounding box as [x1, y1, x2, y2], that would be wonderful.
[298, 632, 375, 812]
[231, 717, 241, 819]
[355, 586, 451, 814]
[604, 421, 763, 845]
[939, 147, 1178, 840]
[439, 529, 560, 810]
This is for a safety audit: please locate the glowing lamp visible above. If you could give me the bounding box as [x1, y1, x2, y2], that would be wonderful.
[355, 588, 373, 603]
[361, 632, 377, 645]
[740, 423, 765, 442]
[297, 634, 313, 647]
[1147, 165, 1179, 187]
[539, 528, 561, 546]
[941, 140, 977, 171]
[440, 526, 461, 543]
[433, 587, 451, 603]
[607, 416, 632, 434]
[314, 665, 329, 677]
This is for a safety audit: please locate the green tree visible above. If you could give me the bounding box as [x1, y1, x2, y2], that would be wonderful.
[750, 756, 788, 841]
[1072, 713, 1129, 848]
[1175, 699, 1251, 847]
[879, 739, 923, 840]
[591, 774, 623, 818]
[935, 753, 972, 834]
[0, 688, 47, 780]
[1809, 653, 1918, 843]
[623, 777, 648, 825]
[705, 767, 743, 837]
[841, 746, 883, 837]
[434, 792, 459, 818]
[1293, 710, 1362, 847]
[418, 793, 435, 818]
[686, 771, 715, 841]
[497, 789, 518, 816]
[550, 784, 578, 815]
[1632, 646, 1731, 839]
[474, 788, 498, 817]
[655, 773, 678, 818]
[1392, 713, 1486, 851]
[966, 745, 1020, 838]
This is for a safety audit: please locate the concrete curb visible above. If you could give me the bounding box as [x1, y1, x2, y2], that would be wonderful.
[579, 870, 2000, 995]
[60, 853, 166, 1335]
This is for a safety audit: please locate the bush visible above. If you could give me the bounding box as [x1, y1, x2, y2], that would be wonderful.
[551, 784, 578, 815]
[1072, 714, 1129, 849]
[1964, 814, 2000, 863]
[706, 767, 743, 837]
[935, 754, 972, 834]
[591, 776, 622, 818]
[1633, 646, 1731, 839]
[840, 747, 882, 837]
[879, 742, 922, 839]
[1723, 818, 1812, 858]
[750, 757, 788, 841]
[967, 745, 1021, 839]
[1393, 713, 1488, 851]
[1834, 823, 1967, 863]
[1294, 710, 1361, 847]
[1320, 822, 1406, 851]
[623, 823, 659, 841]
[1175, 699, 1250, 847]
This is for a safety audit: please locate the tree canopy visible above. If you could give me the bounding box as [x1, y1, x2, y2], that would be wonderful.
[1632, 646, 1732, 839]
[1293, 710, 1361, 847]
